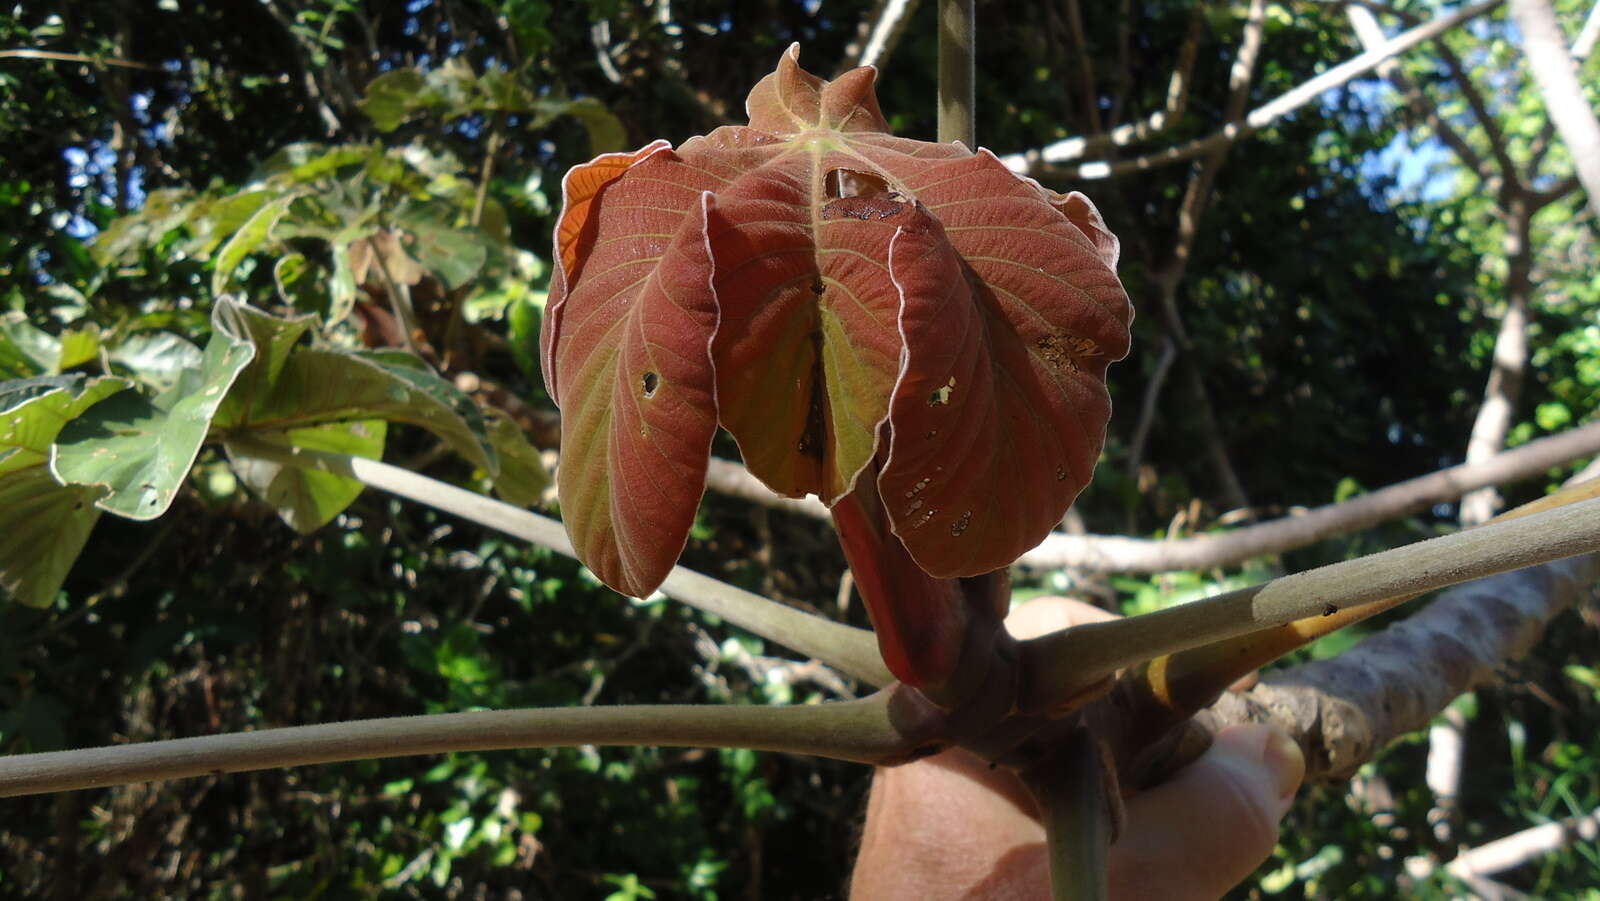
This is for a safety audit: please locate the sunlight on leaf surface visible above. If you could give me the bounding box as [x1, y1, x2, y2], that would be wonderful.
[542, 45, 1132, 597]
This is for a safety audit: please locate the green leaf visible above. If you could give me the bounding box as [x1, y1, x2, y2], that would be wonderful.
[0, 313, 60, 375]
[0, 468, 105, 607]
[361, 69, 432, 132]
[348, 350, 497, 472]
[226, 419, 386, 532]
[0, 374, 128, 607]
[534, 96, 625, 154]
[189, 190, 272, 259]
[0, 329, 42, 379]
[51, 307, 256, 520]
[212, 193, 296, 295]
[400, 214, 488, 288]
[0, 318, 100, 376]
[506, 293, 542, 383]
[484, 411, 548, 506]
[424, 58, 479, 111]
[0, 375, 131, 474]
[273, 252, 334, 316]
[209, 304, 495, 474]
[56, 324, 100, 371]
[213, 298, 317, 410]
[1535, 401, 1572, 431]
[477, 66, 537, 113]
[108, 331, 202, 392]
[329, 241, 360, 325]
[256, 142, 373, 183]
[91, 187, 200, 266]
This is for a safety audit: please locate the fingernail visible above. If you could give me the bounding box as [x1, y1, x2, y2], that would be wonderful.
[1261, 729, 1305, 800]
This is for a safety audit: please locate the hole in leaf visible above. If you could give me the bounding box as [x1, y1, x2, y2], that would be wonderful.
[928, 376, 956, 406]
[950, 510, 972, 537]
[820, 169, 909, 222]
[641, 371, 660, 398]
[824, 167, 892, 199]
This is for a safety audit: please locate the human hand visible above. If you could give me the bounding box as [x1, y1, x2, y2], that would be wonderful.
[849, 597, 1305, 900]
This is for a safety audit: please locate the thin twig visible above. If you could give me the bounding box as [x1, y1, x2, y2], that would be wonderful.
[589, 21, 623, 84]
[258, 0, 346, 135]
[35, 519, 178, 640]
[697, 422, 1600, 573]
[705, 457, 828, 518]
[653, 0, 734, 126]
[1424, 704, 1467, 843]
[1062, 0, 1102, 135]
[1000, 0, 1503, 179]
[1529, 116, 1562, 173]
[1574, 0, 1600, 58]
[1508, 0, 1600, 219]
[1021, 420, 1600, 571]
[0, 48, 161, 70]
[367, 233, 422, 356]
[1123, 335, 1177, 488]
[470, 124, 503, 228]
[223, 436, 892, 686]
[1460, 200, 1534, 525]
[1445, 807, 1600, 877]
[1346, 4, 1488, 179]
[1109, 0, 1133, 128]
[1433, 36, 1522, 184]
[836, 0, 923, 74]
[1031, 9, 1204, 166]
[1144, 0, 1267, 515]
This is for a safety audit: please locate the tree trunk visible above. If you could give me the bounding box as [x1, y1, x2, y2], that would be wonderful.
[1461, 200, 1535, 525]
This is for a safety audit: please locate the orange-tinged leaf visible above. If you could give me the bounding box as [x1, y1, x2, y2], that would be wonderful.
[543, 139, 672, 404]
[550, 186, 722, 596]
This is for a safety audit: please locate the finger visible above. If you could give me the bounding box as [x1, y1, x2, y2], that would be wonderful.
[1109, 724, 1305, 901]
[1005, 595, 1119, 640]
[850, 749, 1044, 900]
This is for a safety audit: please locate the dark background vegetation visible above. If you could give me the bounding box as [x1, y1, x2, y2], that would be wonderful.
[0, 0, 1596, 897]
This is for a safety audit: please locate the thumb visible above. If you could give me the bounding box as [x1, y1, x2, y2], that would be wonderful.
[1109, 724, 1305, 901]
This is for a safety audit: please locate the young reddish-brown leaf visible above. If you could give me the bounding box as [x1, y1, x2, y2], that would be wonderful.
[543, 139, 672, 405]
[831, 463, 969, 687]
[543, 147, 723, 596]
[543, 45, 1131, 601]
[873, 151, 1129, 576]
